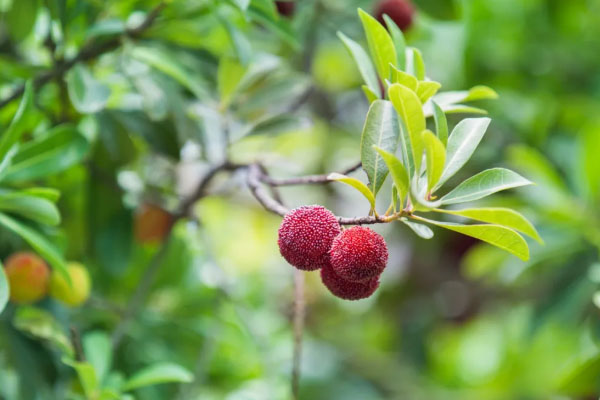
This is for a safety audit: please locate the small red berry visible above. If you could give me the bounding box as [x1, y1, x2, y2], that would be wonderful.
[275, 1, 295, 17]
[278, 205, 341, 271]
[330, 226, 388, 283]
[374, 0, 415, 32]
[321, 265, 379, 300]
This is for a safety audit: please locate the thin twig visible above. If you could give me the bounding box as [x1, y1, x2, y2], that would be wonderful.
[69, 326, 85, 362]
[259, 161, 362, 186]
[291, 269, 305, 400]
[0, 1, 167, 110]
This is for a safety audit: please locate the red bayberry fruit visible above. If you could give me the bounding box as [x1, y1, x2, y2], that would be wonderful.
[330, 226, 388, 283]
[321, 265, 379, 300]
[134, 203, 174, 244]
[374, 0, 415, 32]
[275, 1, 295, 17]
[278, 205, 341, 271]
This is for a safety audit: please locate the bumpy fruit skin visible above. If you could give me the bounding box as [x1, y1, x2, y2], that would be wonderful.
[321, 265, 379, 300]
[134, 203, 173, 244]
[50, 262, 91, 307]
[4, 252, 50, 304]
[278, 205, 341, 271]
[330, 226, 388, 283]
[374, 0, 415, 32]
[275, 1, 295, 17]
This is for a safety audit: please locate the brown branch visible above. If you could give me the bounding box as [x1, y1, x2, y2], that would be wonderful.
[69, 326, 85, 362]
[247, 163, 400, 225]
[0, 1, 167, 110]
[259, 161, 362, 187]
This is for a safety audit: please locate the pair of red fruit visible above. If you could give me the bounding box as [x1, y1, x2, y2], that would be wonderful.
[278, 206, 388, 300]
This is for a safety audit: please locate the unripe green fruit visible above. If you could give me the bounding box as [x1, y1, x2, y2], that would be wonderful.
[4, 252, 50, 304]
[50, 262, 91, 307]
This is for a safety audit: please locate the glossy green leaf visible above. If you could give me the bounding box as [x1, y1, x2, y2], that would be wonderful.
[218, 57, 246, 109]
[328, 173, 376, 210]
[432, 85, 498, 106]
[360, 100, 399, 195]
[338, 32, 381, 98]
[435, 117, 491, 189]
[66, 64, 110, 114]
[441, 168, 532, 204]
[581, 122, 600, 199]
[20, 187, 61, 202]
[0, 80, 33, 161]
[14, 307, 74, 356]
[220, 18, 252, 64]
[391, 65, 418, 91]
[0, 190, 60, 225]
[506, 145, 567, 192]
[414, 216, 529, 260]
[362, 85, 379, 103]
[358, 9, 397, 81]
[0, 213, 68, 281]
[423, 130, 446, 192]
[410, 48, 426, 80]
[432, 101, 448, 146]
[0, 262, 8, 315]
[389, 83, 425, 173]
[122, 363, 194, 391]
[435, 207, 542, 243]
[83, 331, 112, 384]
[416, 81, 441, 103]
[63, 358, 100, 399]
[401, 218, 434, 239]
[373, 145, 409, 209]
[382, 14, 406, 70]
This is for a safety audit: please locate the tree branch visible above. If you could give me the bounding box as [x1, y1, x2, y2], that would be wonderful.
[0, 1, 167, 110]
[259, 161, 362, 186]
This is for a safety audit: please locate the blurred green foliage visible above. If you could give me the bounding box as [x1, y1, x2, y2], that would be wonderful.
[0, 0, 599, 399]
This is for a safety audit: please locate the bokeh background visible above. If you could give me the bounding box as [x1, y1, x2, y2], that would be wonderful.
[1, 0, 600, 399]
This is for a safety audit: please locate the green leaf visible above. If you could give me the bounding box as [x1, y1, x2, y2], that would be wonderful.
[416, 81, 441, 103]
[338, 32, 381, 99]
[435, 117, 491, 189]
[362, 85, 379, 103]
[360, 100, 399, 195]
[506, 145, 567, 192]
[0, 125, 90, 183]
[0, 262, 8, 315]
[358, 9, 397, 81]
[244, 114, 302, 137]
[220, 18, 252, 65]
[382, 14, 406, 70]
[0, 80, 33, 161]
[432, 85, 498, 106]
[435, 207, 542, 243]
[410, 48, 425, 80]
[122, 363, 193, 391]
[422, 130, 446, 192]
[389, 83, 426, 174]
[0, 190, 60, 225]
[83, 331, 112, 384]
[131, 46, 208, 99]
[414, 216, 529, 260]
[19, 187, 61, 202]
[390, 65, 417, 91]
[401, 218, 434, 239]
[432, 101, 448, 146]
[580, 122, 600, 199]
[0, 213, 68, 281]
[66, 64, 111, 113]
[217, 57, 246, 109]
[441, 168, 532, 204]
[62, 358, 100, 399]
[14, 307, 74, 356]
[373, 145, 409, 209]
[328, 173, 376, 210]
